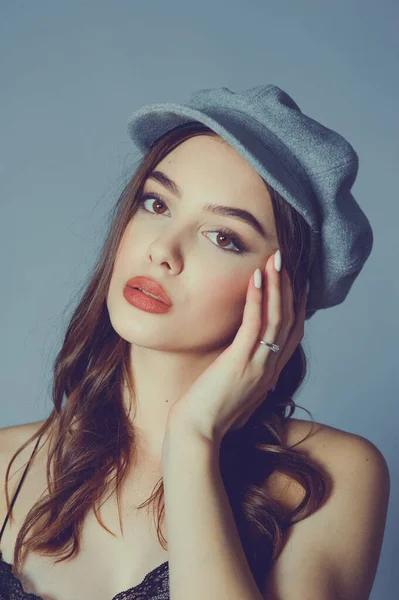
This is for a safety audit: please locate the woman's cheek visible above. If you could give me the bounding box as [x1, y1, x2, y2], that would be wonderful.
[201, 273, 248, 316]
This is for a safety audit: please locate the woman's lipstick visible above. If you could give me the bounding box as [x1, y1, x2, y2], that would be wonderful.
[125, 276, 172, 305]
[123, 279, 172, 314]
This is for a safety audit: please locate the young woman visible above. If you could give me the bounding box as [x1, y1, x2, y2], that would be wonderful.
[0, 84, 390, 600]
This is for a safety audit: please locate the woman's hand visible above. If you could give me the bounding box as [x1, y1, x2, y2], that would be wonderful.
[165, 251, 309, 445]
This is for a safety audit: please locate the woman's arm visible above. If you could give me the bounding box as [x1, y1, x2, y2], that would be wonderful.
[162, 418, 264, 600]
[163, 418, 390, 600]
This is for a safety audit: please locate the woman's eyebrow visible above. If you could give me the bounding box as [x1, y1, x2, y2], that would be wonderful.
[147, 170, 272, 241]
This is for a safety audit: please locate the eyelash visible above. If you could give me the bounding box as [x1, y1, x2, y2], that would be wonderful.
[136, 192, 249, 255]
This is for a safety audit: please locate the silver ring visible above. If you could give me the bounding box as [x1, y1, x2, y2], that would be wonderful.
[259, 340, 280, 352]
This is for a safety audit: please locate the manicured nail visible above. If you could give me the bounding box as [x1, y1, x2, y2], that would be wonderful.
[254, 268, 262, 289]
[274, 249, 282, 272]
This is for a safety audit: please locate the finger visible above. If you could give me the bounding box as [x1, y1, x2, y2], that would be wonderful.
[251, 252, 284, 366]
[264, 252, 282, 340]
[232, 261, 267, 368]
[266, 282, 308, 380]
[268, 266, 294, 345]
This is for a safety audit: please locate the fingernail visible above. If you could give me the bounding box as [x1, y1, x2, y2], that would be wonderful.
[305, 279, 310, 295]
[254, 267, 262, 289]
[274, 249, 282, 272]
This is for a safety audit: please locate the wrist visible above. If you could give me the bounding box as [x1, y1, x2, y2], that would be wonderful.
[162, 414, 221, 464]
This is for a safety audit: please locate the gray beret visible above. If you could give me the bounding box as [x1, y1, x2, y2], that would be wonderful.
[126, 84, 374, 320]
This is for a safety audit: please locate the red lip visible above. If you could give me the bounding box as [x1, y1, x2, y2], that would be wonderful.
[125, 276, 172, 306]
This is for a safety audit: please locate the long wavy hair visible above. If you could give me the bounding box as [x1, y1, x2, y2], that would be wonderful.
[4, 122, 332, 593]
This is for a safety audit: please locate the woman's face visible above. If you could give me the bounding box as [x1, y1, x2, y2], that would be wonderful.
[107, 134, 278, 354]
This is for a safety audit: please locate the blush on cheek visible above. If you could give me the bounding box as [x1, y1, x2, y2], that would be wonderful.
[204, 275, 247, 317]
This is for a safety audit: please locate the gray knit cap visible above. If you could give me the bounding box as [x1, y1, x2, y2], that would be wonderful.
[126, 84, 374, 320]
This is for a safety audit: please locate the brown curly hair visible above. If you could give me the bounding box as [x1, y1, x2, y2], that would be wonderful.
[4, 121, 332, 594]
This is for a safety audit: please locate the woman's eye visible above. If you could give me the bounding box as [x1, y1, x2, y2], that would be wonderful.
[137, 193, 248, 255]
[139, 195, 168, 215]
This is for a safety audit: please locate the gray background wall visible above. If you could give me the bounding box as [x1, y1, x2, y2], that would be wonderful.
[1, 0, 397, 597]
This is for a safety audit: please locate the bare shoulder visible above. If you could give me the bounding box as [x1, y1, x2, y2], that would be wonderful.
[284, 415, 365, 449]
[0, 420, 47, 516]
[263, 417, 391, 599]
[0, 420, 46, 456]
[266, 417, 390, 510]
[284, 417, 389, 467]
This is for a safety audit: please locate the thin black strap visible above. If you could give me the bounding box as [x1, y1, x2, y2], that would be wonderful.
[0, 433, 43, 544]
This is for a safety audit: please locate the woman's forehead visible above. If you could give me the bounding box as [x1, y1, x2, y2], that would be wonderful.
[149, 137, 276, 235]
